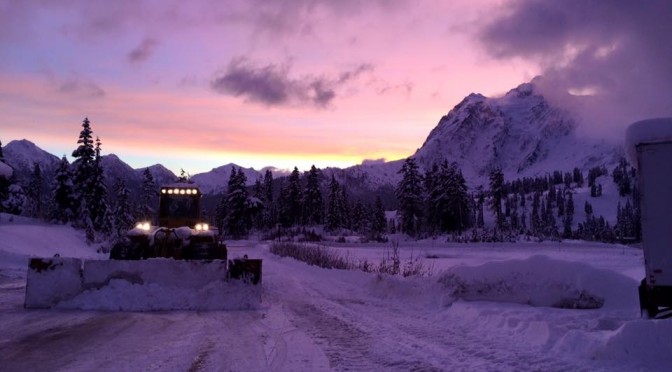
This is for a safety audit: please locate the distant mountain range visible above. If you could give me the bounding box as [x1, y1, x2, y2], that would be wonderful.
[1, 80, 623, 196]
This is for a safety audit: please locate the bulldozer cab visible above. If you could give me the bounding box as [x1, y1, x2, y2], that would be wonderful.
[158, 184, 202, 228]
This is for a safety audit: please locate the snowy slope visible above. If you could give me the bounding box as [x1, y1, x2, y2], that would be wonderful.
[3, 139, 61, 179]
[413, 82, 622, 185]
[100, 153, 142, 190]
[136, 164, 177, 187]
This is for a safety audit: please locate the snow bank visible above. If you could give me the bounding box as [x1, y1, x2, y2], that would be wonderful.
[625, 117, 672, 166]
[438, 255, 638, 309]
[597, 319, 672, 369]
[0, 219, 105, 260]
[24, 258, 262, 311]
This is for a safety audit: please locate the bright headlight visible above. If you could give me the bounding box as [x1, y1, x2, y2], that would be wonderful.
[136, 222, 151, 231]
[195, 223, 209, 231]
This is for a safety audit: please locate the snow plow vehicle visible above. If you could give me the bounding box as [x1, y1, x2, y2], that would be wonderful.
[24, 183, 262, 311]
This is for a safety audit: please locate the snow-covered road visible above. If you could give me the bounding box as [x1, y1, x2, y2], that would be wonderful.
[1, 223, 671, 371]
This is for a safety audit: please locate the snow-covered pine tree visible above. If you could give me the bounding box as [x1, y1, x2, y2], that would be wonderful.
[339, 185, 351, 230]
[371, 196, 387, 238]
[50, 156, 76, 223]
[488, 167, 505, 230]
[140, 168, 156, 220]
[252, 178, 265, 230]
[424, 162, 441, 233]
[262, 169, 276, 229]
[178, 169, 189, 183]
[351, 200, 367, 233]
[476, 191, 485, 228]
[71, 117, 96, 221]
[225, 168, 251, 237]
[3, 184, 26, 215]
[573, 167, 584, 187]
[89, 136, 109, 231]
[287, 167, 303, 226]
[395, 157, 423, 237]
[563, 191, 574, 238]
[113, 178, 135, 239]
[531, 192, 541, 235]
[302, 165, 323, 225]
[27, 163, 45, 219]
[325, 175, 342, 231]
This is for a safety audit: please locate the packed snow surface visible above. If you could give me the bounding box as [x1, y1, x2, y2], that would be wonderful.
[1, 216, 670, 371]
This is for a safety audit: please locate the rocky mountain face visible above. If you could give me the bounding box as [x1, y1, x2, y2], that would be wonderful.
[2, 139, 61, 181]
[413, 82, 622, 185]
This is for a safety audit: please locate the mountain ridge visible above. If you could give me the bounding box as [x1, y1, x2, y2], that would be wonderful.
[2, 79, 623, 194]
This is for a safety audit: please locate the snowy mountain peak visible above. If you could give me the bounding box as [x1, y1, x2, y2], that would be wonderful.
[414, 79, 620, 184]
[3, 139, 61, 177]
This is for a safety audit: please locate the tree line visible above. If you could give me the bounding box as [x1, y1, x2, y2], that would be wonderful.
[0, 118, 642, 245]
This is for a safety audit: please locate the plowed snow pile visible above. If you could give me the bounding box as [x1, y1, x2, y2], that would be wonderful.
[438, 255, 637, 309]
[25, 257, 262, 311]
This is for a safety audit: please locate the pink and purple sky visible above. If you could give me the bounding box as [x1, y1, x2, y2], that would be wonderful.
[1, 0, 670, 174]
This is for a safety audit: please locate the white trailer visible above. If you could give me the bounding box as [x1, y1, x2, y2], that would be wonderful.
[626, 118, 672, 317]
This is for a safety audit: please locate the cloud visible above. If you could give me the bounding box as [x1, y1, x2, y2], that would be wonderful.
[477, 0, 672, 140]
[57, 77, 105, 99]
[211, 58, 372, 108]
[128, 38, 158, 63]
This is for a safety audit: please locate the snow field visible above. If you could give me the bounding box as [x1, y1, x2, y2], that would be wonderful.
[1, 217, 670, 370]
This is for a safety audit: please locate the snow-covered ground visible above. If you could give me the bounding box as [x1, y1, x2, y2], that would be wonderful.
[1, 215, 671, 371]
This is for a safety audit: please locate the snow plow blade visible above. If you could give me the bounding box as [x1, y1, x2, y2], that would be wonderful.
[25, 257, 262, 311]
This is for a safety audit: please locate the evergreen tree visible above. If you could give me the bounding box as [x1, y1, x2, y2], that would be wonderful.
[612, 157, 632, 197]
[140, 168, 156, 220]
[426, 161, 471, 233]
[71, 117, 96, 223]
[584, 201, 593, 217]
[89, 136, 109, 230]
[27, 163, 45, 219]
[178, 169, 189, 182]
[573, 167, 584, 187]
[395, 157, 423, 236]
[371, 196, 387, 237]
[302, 165, 323, 225]
[2, 184, 26, 215]
[476, 192, 485, 228]
[488, 167, 505, 229]
[279, 167, 302, 227]
[262, 169, 276, 228]
[50, 156, 76, 223]
[351, 200, 367, 233]
[531, 192, 541, 234]
[113, 178, 135, 239]
[224, 168, 251, 237]
[0, 139, 4, 161]
[252, 178, 265, 230]
[563, 192, 574, 238]
[326, 175, 343, 231]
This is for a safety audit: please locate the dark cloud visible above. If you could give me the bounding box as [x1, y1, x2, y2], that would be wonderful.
[478, 0, 672, 140]
[211, 58, 372, 108]
[57, 77, 105, 99]
[128, 38, 158, 63]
